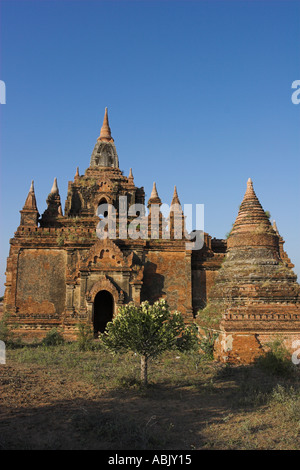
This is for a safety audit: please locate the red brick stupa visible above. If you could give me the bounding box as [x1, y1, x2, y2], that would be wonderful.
[209, 178, 300, 363]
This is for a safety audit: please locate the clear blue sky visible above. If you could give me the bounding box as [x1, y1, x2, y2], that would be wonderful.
[0, 0, 300, 296]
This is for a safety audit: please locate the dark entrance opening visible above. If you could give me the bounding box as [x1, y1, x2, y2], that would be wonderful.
[93, 290, 114, 337]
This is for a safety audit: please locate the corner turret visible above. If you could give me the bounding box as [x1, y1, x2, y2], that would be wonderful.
[19, 180, 39, 226]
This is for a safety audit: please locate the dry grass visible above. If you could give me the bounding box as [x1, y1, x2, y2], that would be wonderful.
[0, 342, 299, 450]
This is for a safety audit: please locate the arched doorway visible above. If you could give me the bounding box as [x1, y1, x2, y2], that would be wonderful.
[93, 290, 114, 337]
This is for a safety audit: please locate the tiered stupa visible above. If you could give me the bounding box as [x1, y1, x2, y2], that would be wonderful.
[207, 178, 300, 363]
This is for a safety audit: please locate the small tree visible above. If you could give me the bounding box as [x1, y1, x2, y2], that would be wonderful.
[101, 299, 198, 385]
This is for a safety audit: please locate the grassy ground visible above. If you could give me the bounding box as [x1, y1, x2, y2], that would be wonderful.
[0, 341, 300, 450]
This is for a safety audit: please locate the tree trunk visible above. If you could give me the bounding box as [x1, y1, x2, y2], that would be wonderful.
[140, 355, 148, 386]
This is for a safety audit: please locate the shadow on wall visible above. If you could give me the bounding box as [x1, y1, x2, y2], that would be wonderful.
[140, 261, 165, 304]
[192, 269, 207, 314]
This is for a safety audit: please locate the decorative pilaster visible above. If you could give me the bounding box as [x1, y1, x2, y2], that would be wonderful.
[65, 284, 76, 317]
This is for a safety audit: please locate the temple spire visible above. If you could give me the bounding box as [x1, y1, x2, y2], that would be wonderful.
[90, 109, 119, 169]
[226, 177, 278, 256]
[23, 181, 37, 210]
[40, 177, 63, 226]
[20, 180, 39, 226]
[231, 177, 271, 233]
[147, 182, 162, 207]
[50, 177, 59, 195]
[273, 220, 279, 234]
[98, 107, 114, 142]
[151, 182, 158, 199]
[23, 180, 38, 210]
[169, 185, 185, 239]
[171, 185, 181, 206]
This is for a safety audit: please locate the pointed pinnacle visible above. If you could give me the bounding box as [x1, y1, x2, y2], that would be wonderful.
[50, 177, 59, 194]
[23, 180, 38, 211]
[171, 185, 181, 206]
[233, 177, 271, 232]
[98, 107, 113, 142]
[148, 181, 162, 207]
[273, 220, 279, 234]
[75, 167, 79, 178]
[244, 177, 259, 201]
[129, 168, 133, 179]
[150, 182, 159, 199]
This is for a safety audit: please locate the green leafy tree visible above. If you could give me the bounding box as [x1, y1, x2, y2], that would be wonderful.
[101, 299, 198, 385]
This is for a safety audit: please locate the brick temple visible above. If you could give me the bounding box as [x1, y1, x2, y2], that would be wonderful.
[3, 109, 300, 362]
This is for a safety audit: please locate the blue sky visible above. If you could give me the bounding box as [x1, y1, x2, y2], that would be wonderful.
[0, 0, 300, 295]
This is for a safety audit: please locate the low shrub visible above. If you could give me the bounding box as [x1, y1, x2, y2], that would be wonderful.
[0, 314, 22, 348]
[270, 384, 300, 422]
[75, 322, 96, 351]
[42, 328, 65, 346]
[256, 338, 295, 377]
[0, 314, 12, 343]
[199, 330, 218, 360]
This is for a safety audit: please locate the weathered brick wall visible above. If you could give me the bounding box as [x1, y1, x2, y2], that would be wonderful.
[141, 249, 192, 319]
[214, 331, 300, 364]
[191, 236, 226, 314]
[192, 265, 225, 313]
[16, 249, 66, 315]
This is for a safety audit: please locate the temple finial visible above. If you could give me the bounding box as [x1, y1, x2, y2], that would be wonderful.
[22, 180, 38, 211]
[243, 177, 259, 201]
[98, 107, 113, 142]
[75, 167, 79, 179]
[50, 177, 59, 195]
[20, 180, 39, 226]
[148, 182, 161, 207]
[171, 185, 181, 206]
[273, 220, 279, 234]
[230, 177, 272, 238]
[151, 182, 158, 199]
